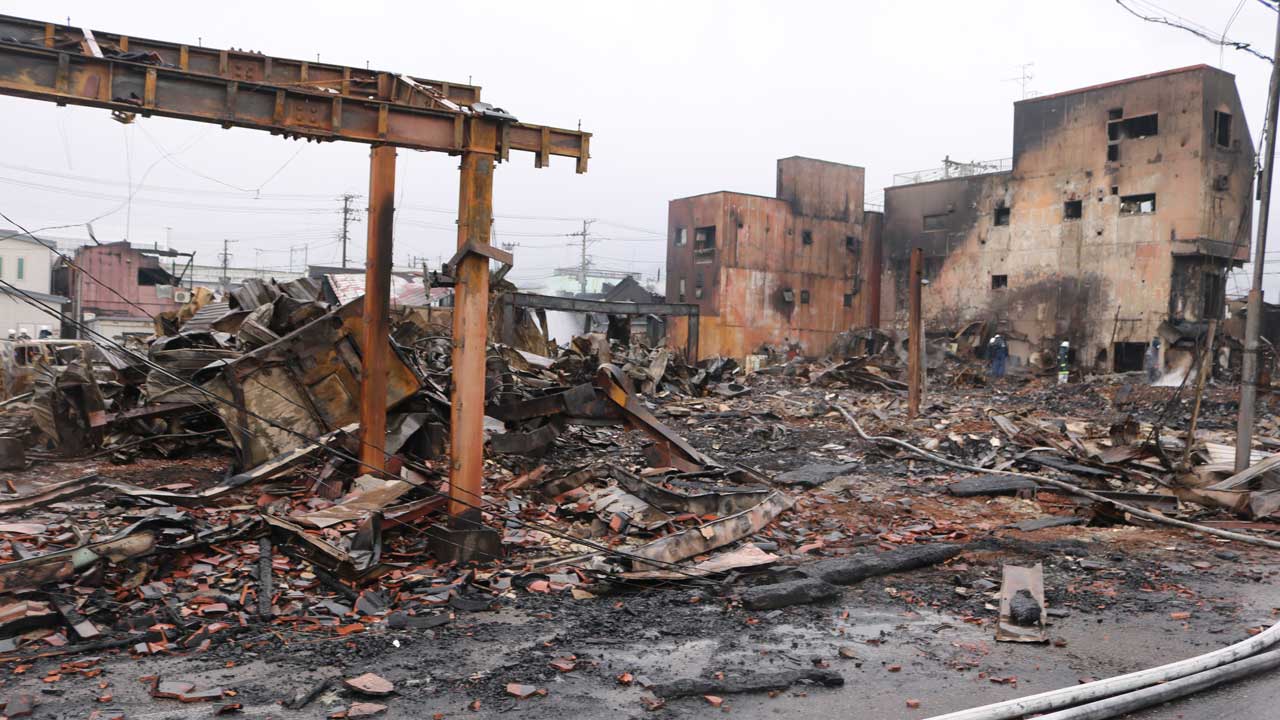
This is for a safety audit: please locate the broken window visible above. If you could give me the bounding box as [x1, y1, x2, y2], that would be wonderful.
[1063, 200, 1082, 220]
[991, 274, 1008, 290]
[781, 287, 795, 304]
[843, 293, 853, 307]
[846, 235, 860, 254]
[994, 206, 1011, 226]
[693, 226, 716, 263]
[800, 290, 811, 304]
[1214, 111, 1232, 148]
[1113, 342, 1146, 372]
[673, 227, 687, 246]
[137, 267, 169, 286]
[1119, 193, 1156, 215]
[1108, 107, 1124, 120]
[1111, 186, 1119, 195]
[801, 230, 813, 246]
[1108, 113, 1159, 141]
[1203, 271, 1225, 318]
[923, 213, 947, 232]
[678, 278, 686, 302]
[1107, 144, 1119, 162]
[694, 286, 704, 299]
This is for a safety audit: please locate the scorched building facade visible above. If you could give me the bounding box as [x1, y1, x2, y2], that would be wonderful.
[666, 157, 882, 361]
[881, 65, 1255, 371]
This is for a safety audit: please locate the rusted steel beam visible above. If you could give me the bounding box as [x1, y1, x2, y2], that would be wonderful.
[0, 31, 589, 168]
[359, 146, 396, 475]
[907, 247, 923, 419]
[0, 13, 481, 109]
[449, 148, 495, 522]
[501, 291, 700, 317]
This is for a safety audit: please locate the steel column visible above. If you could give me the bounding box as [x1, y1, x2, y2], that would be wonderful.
[449, 150, 495, 522]
[907, 247, 923, 419]
[358, 145, 396, 474]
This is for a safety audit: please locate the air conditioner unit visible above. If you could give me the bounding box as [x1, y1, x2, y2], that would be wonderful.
[173, 290, 192, 304]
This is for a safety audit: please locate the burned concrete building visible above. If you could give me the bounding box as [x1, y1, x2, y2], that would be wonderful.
[881, 65, 1255, 371]
[666, 157, 882, 360]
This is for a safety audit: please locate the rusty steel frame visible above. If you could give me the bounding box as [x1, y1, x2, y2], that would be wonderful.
[449, 149, 496, 524]
[0, 17, 590, 166]
[0, 14, 593, 558]
[359, 146, 396, 474]
[907, 247, 923, 419]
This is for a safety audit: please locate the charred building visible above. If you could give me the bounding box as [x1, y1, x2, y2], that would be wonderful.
[881, 65, 1255, 371]
[666, 157, 883, 360]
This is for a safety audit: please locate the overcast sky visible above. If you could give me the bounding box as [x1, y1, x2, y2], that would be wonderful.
[1, 0, 1278, 295]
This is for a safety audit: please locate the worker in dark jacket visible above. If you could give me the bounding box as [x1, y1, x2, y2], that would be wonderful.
[988, 334, 1009, 379]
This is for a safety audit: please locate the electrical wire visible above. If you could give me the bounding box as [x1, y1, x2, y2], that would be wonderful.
[1115, 0, 1275, 63]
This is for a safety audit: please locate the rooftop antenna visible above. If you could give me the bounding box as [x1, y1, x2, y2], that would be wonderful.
[1005, 62, 1036, 100]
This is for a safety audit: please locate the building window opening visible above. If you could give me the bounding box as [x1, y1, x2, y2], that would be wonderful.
[993, 206, 1011, 226]
[1113, 342, 1147, 372]
[1111, 186, 1119, 195]
[1214, 111, 1232, 148]
[843, 293, 853, 307]
[800, 290, 811, 304]
[1108, 107, 1124, 120]
[923, 213, 947, 231]
[137, 267, 169, 286]
[694, 286, 704, 299]
[781, 288, 795, 304]
[1203, 271, 1225, 318]
[991, 274, 1008, 290]
[693, 226, 716, 263]
[801, 230, 813, 245]
[1108, 113, 1159, 141]
[1106, 144, 1119, 162]
[678, 278, 686, 302]
[1063, 200, 1083, 220]
[846, 235, 860, 253]
[673, 226, 687, 246]
[1119, 193, 1157, 215]
[16, 258, 23, 280]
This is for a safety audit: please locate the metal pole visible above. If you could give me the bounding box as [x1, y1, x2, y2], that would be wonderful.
[907, 247, 923, 418]
[449, 149, 494, 524]
[1235, 9, 1280, 472]
[359, 145, 396, 475]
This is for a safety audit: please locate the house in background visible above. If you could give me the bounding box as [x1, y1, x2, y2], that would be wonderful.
[881, 65, 1255, 371]
[0, 232, 66, 337]
[56, 241, 189, 341]
[666, 156, 883, 361]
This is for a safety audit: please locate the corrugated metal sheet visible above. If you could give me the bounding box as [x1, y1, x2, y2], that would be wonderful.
[324, 273, 450, 307]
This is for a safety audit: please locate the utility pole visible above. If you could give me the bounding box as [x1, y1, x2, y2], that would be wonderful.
[570, 219, 594, 295]
[339, 193, 361, 268]
[218, 238, 236, 295]
[1235, 8, 1280, 472]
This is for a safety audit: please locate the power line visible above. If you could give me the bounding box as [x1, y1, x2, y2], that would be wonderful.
[1115, 0, 1275, 63]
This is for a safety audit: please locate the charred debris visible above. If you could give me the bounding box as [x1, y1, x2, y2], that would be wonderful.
[0, 274, 1274, 677]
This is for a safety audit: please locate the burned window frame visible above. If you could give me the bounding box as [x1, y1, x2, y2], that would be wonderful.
[1119, 193, 1157, 216]
[993, 206, 1011, 226]
[1213, 110, 1233, 149]
[801, 229, 813, 246]
[1063, 200, 1083, 220]
[1107, 113, 1159, 141]
[693, 226, 716, 263]
[991, 274, 1008, 290]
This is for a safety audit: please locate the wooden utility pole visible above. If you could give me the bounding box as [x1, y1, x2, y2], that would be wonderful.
[1236, 8, 1280, 472]
[1184, 319, 1217, 468]
[907, 247, 924, 418]
[358, 146, 396, 475]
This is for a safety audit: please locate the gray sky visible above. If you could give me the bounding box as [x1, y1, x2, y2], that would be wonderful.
[1, 0, 1278, 295]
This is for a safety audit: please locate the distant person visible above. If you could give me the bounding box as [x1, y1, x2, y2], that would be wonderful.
[1057, 341, 1070, 384]
[1144, 338, 1161, 384]
[988, 334, 1009, 379]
